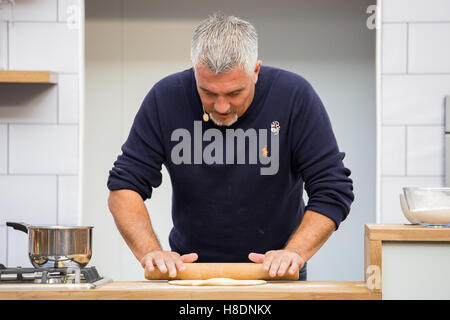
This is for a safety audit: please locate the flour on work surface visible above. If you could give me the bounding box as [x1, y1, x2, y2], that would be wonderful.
[168, 278, 267, 286]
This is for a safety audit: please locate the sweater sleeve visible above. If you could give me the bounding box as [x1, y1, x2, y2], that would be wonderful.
[107, 89, 166, 201]
[292, 83, 354, 230]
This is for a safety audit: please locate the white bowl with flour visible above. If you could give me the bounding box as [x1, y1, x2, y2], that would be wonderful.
[401, 187, 450, 228]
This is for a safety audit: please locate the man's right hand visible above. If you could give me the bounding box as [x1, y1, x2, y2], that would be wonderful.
[140, 251, 198, 278]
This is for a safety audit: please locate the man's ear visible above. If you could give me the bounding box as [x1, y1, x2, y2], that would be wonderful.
[253, 60, 262, 83]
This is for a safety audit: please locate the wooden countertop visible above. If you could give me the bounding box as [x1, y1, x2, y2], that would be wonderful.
[0, 281, 380, 300]
[365, 224, 450, 241]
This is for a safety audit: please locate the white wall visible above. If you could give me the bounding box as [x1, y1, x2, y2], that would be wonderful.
[380, 0, 450, 224]
[0, 0, 81, 267]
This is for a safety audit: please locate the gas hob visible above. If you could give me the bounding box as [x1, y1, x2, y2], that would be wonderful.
[0, 264, 112, 290]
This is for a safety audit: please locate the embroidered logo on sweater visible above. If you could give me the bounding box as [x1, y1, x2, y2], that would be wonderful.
[270, 121, 280, 135]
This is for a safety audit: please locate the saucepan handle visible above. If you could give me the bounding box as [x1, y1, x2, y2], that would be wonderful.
[6, 222, 29, 234]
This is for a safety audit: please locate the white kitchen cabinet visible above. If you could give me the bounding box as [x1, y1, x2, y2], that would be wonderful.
[365, 224, 450, 299]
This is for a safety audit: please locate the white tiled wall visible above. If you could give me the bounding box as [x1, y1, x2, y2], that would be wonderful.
[0, 22, 8, 70]
[58, 175, 78, 225]
[382, 75, 450, 125]
[13, 0, 58, 22]
[382, 126, 406, 175]
[382, 0, 450, 22]
[0, 0, 80, 267]
[58, 74, 79, 123]
[0, 125, 7, 173]
[0, 175, 57, 225]
[9, 22, 79, 73]
[381, 24, 407, 74]
[58, 0, 80, 22]
[406, 126, 444, 176]
[0, 226, 6, 266]
[408, 23, 450, 73]
[7, 228, 30, 267]
[9, 124, 78, 174]
[380, 0, 450, 223]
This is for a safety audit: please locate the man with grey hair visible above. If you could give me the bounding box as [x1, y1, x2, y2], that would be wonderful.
[107, 12, 354, 281]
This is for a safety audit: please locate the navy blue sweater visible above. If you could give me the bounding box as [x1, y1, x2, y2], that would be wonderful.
[107, 66, 354, 262]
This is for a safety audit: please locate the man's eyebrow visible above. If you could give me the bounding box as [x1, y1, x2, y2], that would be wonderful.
[199, 86, 245, 94]
[227, 87, 245, 94]
[199, 86, 214, 93]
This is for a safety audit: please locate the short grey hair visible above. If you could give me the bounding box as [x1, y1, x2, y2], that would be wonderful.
[190, 12, 258, 76]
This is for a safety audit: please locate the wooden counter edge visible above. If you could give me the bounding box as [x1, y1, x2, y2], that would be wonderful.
[0, 281, 380, 300]
[365, 224, 450, 241]
[364, 231, 382, 294]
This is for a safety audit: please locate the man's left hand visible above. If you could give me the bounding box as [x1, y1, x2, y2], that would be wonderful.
[248, 250, 305, 277]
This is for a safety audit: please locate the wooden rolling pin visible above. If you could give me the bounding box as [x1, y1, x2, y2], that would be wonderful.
[144, 263, 299, 281]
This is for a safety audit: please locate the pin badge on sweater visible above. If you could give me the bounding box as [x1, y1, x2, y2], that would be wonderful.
[271, 121, 280, 135]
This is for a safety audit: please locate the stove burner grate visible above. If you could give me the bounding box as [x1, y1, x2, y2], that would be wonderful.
[0, 265, 103, 284]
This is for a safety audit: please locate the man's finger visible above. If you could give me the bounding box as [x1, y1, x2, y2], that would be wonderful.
[262, 253, 274, 272]
[269, 256, 282, 277]
[180, 253, 198, 263]
[143, 255, 155, 272]
[165, 258, 177, 278]
[288, 258, 301, 275]
[174, 257, 186, 272]
[277, 256, 292, 276]
[154, 255, 168, 273]
[248, 252, 265, 263]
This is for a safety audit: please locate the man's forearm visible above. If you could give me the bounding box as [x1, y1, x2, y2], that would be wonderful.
[284, 210, 336, 262]
[108, 189, 162, 261]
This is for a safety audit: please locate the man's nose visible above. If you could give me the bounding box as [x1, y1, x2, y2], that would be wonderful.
[214, 96, 230, 114]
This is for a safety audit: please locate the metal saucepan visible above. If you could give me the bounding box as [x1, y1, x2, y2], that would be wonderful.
[6, 222, 93, 268]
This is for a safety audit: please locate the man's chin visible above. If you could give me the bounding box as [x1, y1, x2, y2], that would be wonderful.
[210, 114, 238, 127]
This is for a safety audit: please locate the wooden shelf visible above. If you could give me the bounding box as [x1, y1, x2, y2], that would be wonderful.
[0, 70, 58, 84]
